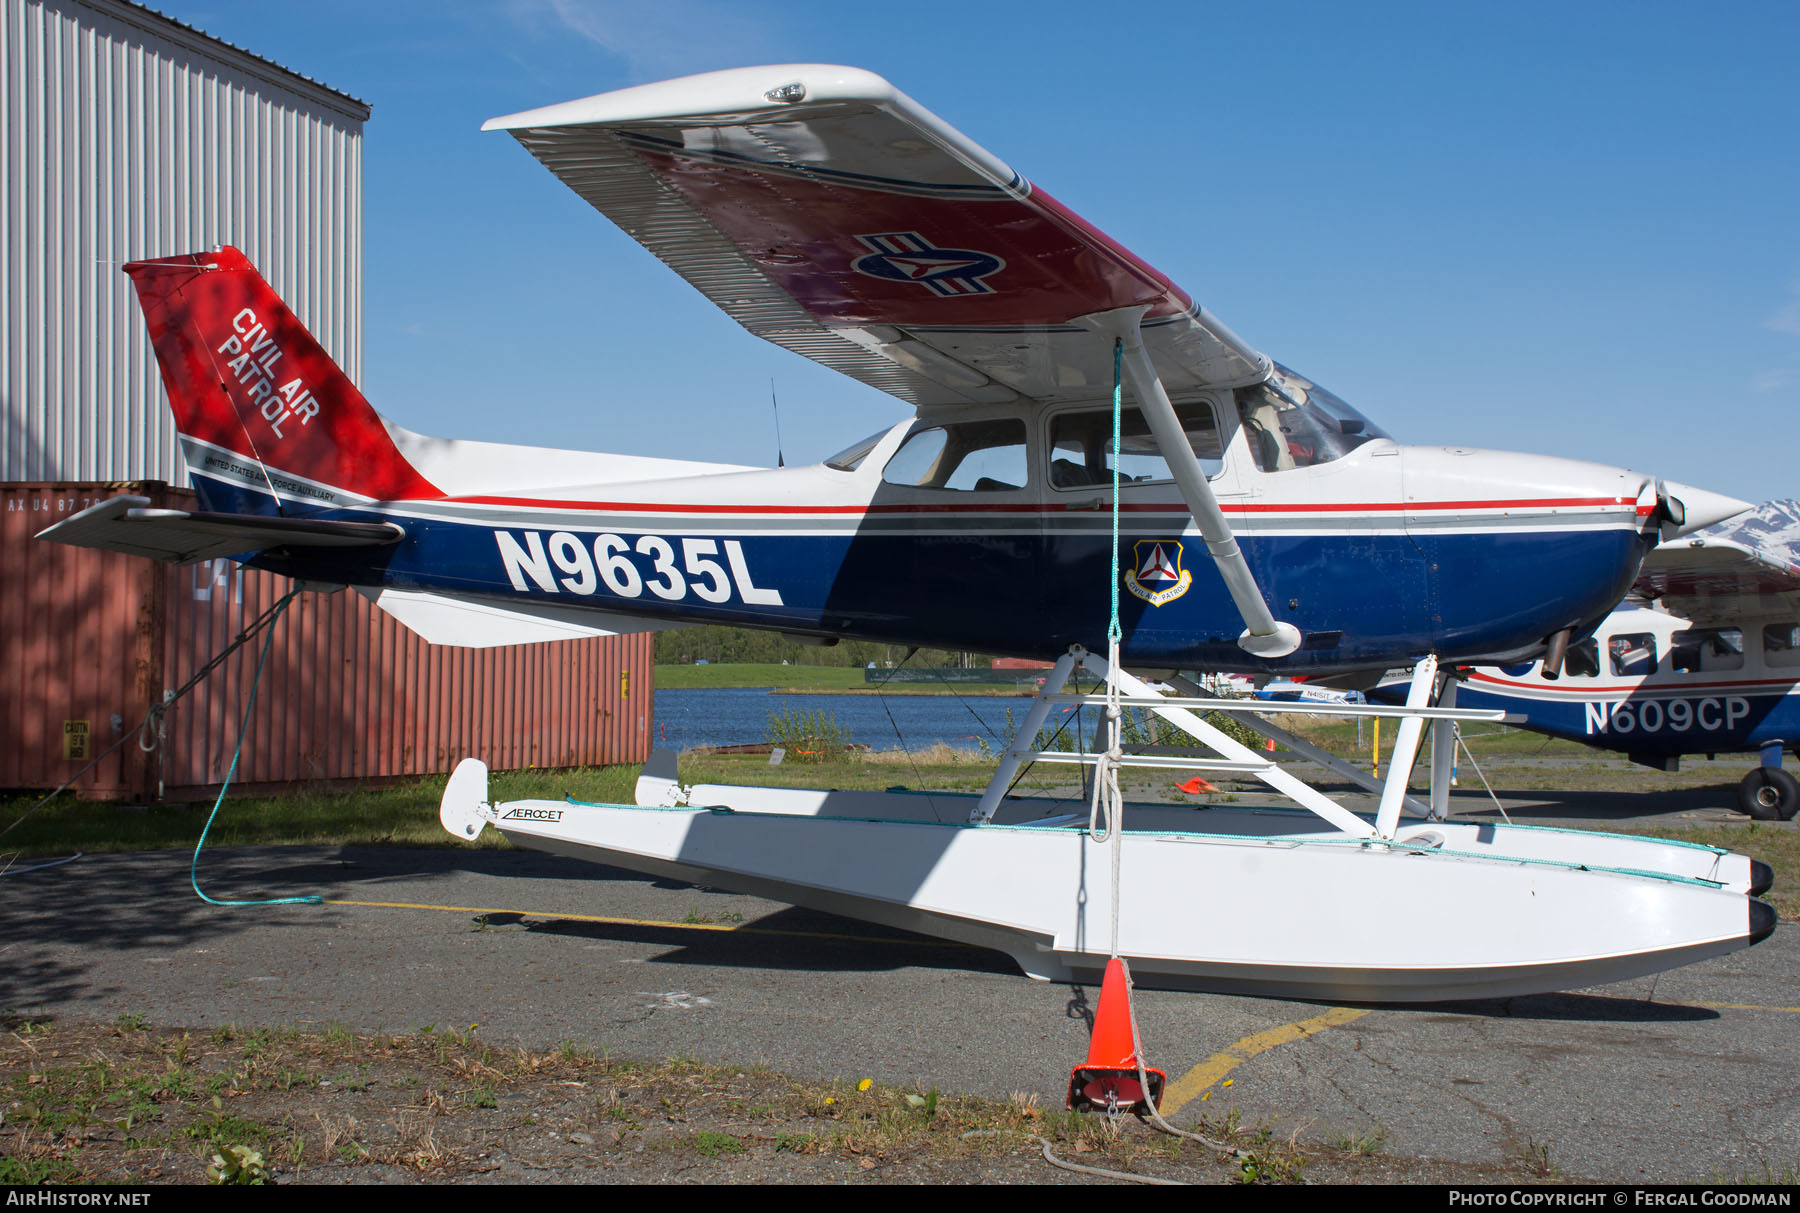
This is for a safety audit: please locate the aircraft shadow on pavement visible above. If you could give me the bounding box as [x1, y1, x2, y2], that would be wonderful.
[1447, 784, 1738, 823]
[522, 904, 1019, 978]
[1353, 991, 1722, 1023]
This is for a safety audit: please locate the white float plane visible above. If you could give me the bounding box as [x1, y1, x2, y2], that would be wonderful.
[41, 66, 1773, 1001]
[1452, 501, 1800, 820]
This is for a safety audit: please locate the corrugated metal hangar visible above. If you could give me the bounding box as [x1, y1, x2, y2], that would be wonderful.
[2, 0, 366, 486]
[1, 1, 652, 797]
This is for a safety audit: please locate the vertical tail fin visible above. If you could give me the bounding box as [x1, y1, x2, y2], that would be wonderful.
[123, 247, 439, 507]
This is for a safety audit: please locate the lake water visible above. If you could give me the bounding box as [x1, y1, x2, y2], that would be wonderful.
[652, 687, 1068, 753]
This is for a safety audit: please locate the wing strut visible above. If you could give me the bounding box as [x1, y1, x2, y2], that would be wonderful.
[1077, 307, 1301, 658]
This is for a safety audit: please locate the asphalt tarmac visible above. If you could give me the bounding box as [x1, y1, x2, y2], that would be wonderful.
[4, 807, 1796, 1184]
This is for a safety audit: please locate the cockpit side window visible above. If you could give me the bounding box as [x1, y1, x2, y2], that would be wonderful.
[1234, 363, 1390, 473]
[1047, 402, 1222, 490]
[881, 418, 1029, 491]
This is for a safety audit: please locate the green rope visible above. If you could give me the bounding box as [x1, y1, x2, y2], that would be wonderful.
[190, 590, 320, 908]
[1108, 338, 1124, 646]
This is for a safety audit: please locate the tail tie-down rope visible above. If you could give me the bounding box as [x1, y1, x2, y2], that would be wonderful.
[189, 591, 320, 907]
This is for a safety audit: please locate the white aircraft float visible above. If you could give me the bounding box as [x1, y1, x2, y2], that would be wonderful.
[41, 66, 1774, 1001]
[1453, 501, 1800, 821]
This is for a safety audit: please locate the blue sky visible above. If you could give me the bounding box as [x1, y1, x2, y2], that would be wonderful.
[160, 1, 1800, 503]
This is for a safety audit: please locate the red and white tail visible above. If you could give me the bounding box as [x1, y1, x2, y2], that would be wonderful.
[124, 247, 439, 504]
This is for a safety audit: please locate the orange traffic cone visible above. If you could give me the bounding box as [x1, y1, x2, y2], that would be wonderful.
[1174, 776, 1217, 795]
[1067, 957, 1166, 1112]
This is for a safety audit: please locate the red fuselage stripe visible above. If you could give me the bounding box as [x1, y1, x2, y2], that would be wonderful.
[1467, 670, 1797, 695]
[441, 495, 1638, 517]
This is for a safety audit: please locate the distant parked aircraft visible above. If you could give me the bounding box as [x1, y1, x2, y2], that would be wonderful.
[1453, 502, 1800, 819]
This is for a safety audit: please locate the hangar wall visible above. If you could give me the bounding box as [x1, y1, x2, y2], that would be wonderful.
[0, 0, 367, 487]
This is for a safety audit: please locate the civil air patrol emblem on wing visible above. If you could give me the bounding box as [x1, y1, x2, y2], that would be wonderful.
[1125, 540, 1192, 607]
[851, 232, 1004, 297]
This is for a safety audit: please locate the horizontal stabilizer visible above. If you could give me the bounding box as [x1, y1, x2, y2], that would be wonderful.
[35, 496, 403, 565]
[357, 586, 689, 648]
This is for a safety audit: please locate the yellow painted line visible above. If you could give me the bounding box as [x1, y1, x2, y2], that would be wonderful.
[1160, 1006, 1370, 1117]
[322, 898, 966, 948]
[1690, 1001, 1800, 1014]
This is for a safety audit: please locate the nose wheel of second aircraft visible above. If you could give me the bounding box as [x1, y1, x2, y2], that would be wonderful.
[1738, 766, 1800, 821]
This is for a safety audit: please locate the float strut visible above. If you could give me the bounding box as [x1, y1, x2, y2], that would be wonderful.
[1375, 655, 1438, 839]
[1428, 671, 1459, 821]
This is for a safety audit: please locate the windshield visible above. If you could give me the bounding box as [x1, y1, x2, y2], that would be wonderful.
[1234, 363, 1391, 472]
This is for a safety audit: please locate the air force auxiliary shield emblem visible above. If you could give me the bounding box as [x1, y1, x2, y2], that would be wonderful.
[1124, 540, 1192, 607]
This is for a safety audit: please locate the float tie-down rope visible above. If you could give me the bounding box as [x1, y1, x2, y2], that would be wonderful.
[1090, 338, 1250, 1166]
[1101, 339, 1126, 957]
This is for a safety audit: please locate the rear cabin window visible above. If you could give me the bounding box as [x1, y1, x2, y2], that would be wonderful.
[882, 419, 1029, 491]
[1607, 634, 1658, 677]
[1669, 628, 1745, 674]
[1048, 403, 1222, 490]
[1764, 623, 1800, 668]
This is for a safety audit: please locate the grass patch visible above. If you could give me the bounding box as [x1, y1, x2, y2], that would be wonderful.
[764, 705, 856, 763]
[1326, 1122, 1388, 1156]
[691, 1130, 747, 1157]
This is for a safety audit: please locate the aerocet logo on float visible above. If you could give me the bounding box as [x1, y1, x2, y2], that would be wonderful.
[215, 308, 321, 439]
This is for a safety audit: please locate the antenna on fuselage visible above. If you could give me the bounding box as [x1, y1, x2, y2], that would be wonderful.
[770, 378, 786, 468]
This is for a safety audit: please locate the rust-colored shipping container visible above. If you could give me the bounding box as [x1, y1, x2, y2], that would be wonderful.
[1, 483, 653, 798]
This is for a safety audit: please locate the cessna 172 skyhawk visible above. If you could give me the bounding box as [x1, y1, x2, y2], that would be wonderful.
[41, 66, 1774, 1001]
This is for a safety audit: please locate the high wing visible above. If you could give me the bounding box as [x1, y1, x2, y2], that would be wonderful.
[1634, 500, 1800, 625]
[36, 495, 403, 565]
[483, 64, 1267, 410]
